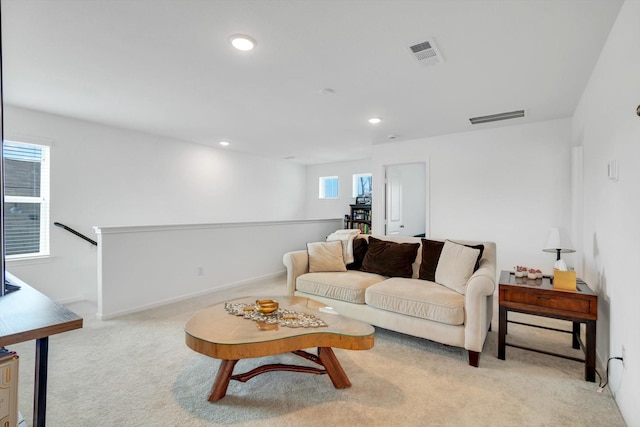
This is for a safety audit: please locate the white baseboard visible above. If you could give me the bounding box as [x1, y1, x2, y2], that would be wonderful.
[96, 271, 286, 320]
[55, 295, 87, 305]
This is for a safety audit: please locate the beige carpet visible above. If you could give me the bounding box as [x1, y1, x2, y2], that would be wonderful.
[10, 277, 625, 426]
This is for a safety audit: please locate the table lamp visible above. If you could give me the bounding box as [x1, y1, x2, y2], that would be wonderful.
[542, 227, 575, 271]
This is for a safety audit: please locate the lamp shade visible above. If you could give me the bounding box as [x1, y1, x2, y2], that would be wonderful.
[542, 227, 575, 254]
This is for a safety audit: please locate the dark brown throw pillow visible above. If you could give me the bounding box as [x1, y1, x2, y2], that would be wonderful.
[418, 239, 445, 281]
[361, 237, 420, 278]
[346, 238, 368, 270]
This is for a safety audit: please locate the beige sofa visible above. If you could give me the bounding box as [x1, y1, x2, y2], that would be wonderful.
[282, 235, 496, 367]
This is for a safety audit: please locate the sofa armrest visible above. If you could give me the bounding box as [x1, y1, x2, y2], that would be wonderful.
[282, 250, 309, 295]
[463, 270, 496, 352]
[463, 242, 497, 353]
[465, 269, 496, 305]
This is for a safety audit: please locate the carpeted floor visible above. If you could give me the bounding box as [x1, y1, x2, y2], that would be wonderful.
[10, 276, 625, 426]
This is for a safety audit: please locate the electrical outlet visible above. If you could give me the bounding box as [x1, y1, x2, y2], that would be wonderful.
[197, 267, 204, 276]
[621, 345, 626, 367]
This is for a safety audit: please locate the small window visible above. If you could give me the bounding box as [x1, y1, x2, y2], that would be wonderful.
[319, 176, 338, 199]
[352, 173, 372, 198]
[4, 140, 51, 258]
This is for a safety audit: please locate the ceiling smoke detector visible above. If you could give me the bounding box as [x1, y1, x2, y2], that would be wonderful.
[408, 39, 444, 66]
[469, 110, 525, 125]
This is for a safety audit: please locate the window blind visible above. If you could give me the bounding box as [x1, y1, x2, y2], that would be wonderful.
[3, 141, 50, 257]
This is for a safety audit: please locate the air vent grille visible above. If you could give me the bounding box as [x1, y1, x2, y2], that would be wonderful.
[409, 39, 443, 66]
[469, 110, 525, 125]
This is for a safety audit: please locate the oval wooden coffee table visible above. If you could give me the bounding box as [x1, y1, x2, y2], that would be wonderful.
[184, 296, 375, 402]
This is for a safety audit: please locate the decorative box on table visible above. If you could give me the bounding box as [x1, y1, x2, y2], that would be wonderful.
[0, 349, 19, 427]
[553, 269, 577, 291]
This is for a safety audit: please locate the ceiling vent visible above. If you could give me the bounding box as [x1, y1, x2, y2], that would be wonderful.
[409, 39, 444, 66]
[469, 110, 525, 125]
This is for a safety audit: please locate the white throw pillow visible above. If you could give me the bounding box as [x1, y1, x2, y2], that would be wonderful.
[307, 241, 347, 273]
[434, 240, 481, 294]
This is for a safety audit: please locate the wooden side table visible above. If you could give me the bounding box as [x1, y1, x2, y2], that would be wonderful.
[497, 270, 597, 382]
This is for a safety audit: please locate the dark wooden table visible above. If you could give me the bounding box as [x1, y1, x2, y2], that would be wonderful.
[497, 270, 597, 382]
[0, 273, 83, 427]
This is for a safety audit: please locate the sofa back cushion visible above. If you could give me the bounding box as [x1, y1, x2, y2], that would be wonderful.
[361, 237, 420, 278]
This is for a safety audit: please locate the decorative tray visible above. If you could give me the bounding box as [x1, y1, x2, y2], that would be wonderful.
[224, 302, 328, 329]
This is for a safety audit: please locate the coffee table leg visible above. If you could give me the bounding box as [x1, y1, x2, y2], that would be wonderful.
[208, 359, 238, 402]
[317, 347, 351, 389]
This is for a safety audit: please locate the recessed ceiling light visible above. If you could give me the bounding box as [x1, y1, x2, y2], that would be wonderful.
[368, 117, 382, 124]
[229, 34, 256, 51]
[219, 141, 230, 146]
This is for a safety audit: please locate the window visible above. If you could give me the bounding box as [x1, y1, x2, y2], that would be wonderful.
[319, 176, 338, 199]
[3, 140, 50, 258]
[352, 173, 372, 197]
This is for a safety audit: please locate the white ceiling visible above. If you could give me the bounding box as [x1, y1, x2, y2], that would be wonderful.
[1, 0, 624, 165]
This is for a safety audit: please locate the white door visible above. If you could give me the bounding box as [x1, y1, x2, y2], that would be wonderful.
[385, 163, 427, 237]
[386, 167, 403, 235]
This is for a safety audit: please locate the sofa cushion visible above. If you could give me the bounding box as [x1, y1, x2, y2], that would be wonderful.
[307, 241, 347, 273]
[346, 238, 368, 270]
[418, 239, 445, 281]
[365, 278, 465, 325]
[435, 240, 481, 294]
[297, 271, 386, 304]
[418, 239, 485, 280]
[361, 237, 420, 278]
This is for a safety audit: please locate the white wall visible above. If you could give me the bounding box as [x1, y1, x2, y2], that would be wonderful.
[371, 118, 574, 276]
[4, 106, 308, 303]
[572, 2, 639, 425]
[306, 158, 372, 221]
[95, 219, 341, 319]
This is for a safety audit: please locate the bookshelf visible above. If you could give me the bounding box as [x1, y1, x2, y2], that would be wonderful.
[348, 204, 371, 234]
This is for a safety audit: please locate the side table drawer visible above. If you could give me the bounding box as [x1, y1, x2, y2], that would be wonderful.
[502, 289, 592, 315]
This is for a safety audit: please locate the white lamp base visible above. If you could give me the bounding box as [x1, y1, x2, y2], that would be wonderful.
[554, 259, 568, 271]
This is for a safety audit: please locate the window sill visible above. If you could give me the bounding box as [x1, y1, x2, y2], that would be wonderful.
[6, 255, 55, 267]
